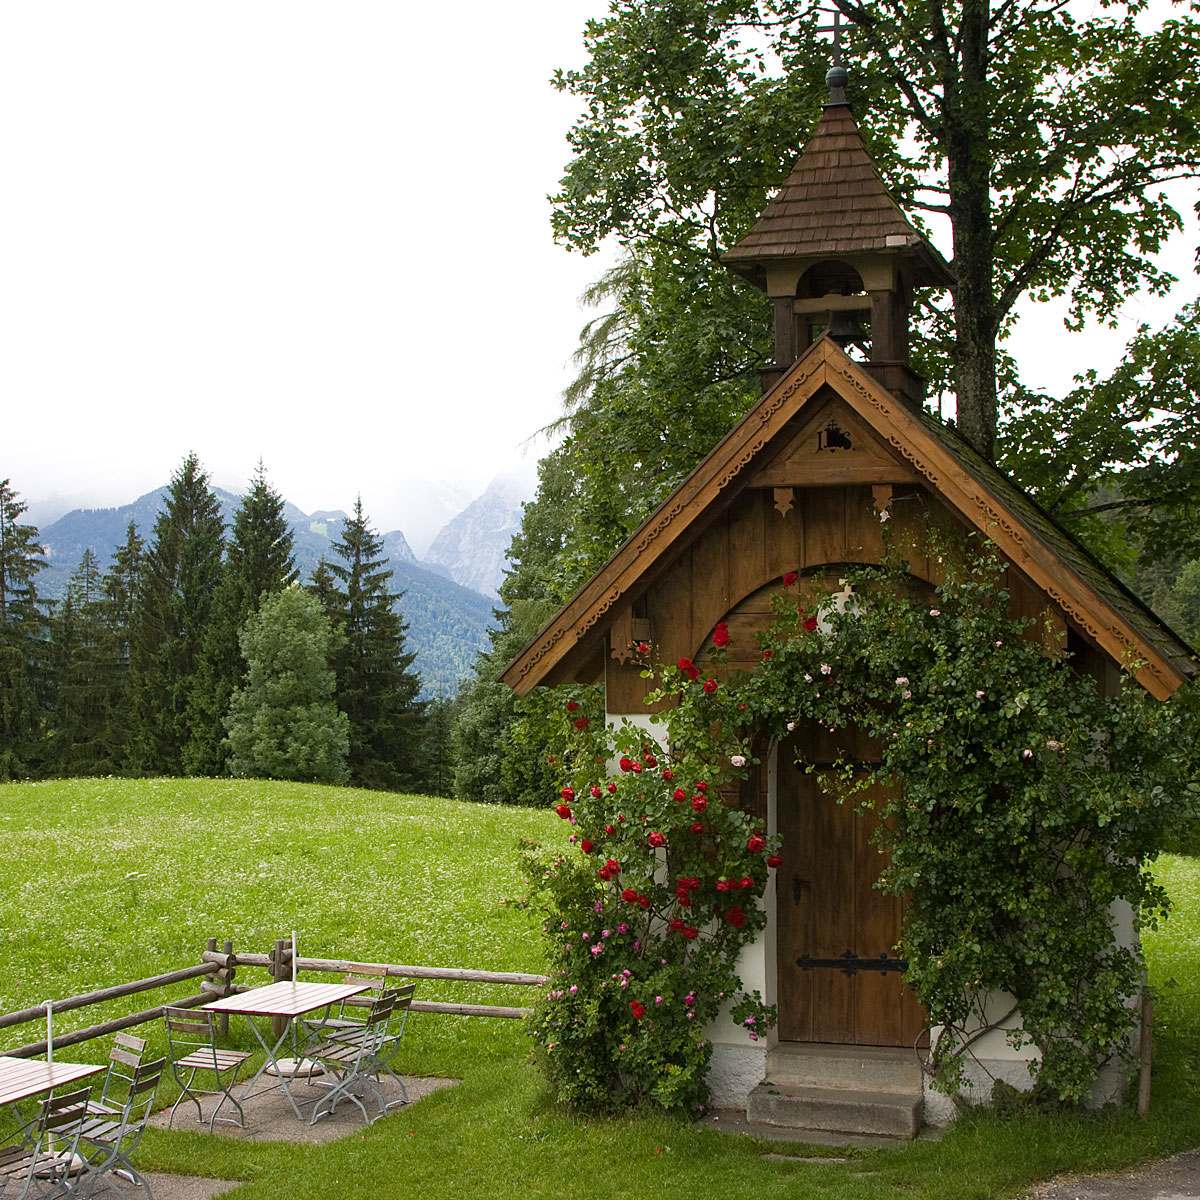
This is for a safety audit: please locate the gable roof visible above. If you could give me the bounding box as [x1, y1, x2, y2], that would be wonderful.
[722, 103, 953, 288]
[500, 339, 1195, 701]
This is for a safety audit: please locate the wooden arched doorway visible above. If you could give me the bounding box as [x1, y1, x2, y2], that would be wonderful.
[775, 720, 926, 1046]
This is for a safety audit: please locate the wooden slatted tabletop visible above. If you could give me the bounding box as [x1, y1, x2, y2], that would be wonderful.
[203, 980, 369, 1018]
[0, 1056, 105, 1107]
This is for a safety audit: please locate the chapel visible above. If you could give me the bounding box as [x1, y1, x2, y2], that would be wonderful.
[501, 63, 1195, 1136]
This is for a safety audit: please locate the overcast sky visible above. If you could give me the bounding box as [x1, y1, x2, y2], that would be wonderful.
[2, 3, 1196, 554]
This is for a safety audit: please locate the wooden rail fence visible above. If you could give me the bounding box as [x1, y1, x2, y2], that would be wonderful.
[1, 936, 548, 1058]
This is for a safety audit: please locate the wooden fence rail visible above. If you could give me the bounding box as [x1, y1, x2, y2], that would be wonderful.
[1, 937, 549, 1058]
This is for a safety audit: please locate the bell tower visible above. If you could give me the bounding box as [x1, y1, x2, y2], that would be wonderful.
[722, 63, 954, 407]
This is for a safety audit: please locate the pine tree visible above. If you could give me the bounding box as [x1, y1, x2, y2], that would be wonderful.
[186, 463, 296, 775]
[99, 521, 145, 769]
[320, 498, 425, 790]
[225, 586, 348, 783]
[0, 480, 50, 780]
[50, 549, 115, 775]
[128, 454, 225, 775]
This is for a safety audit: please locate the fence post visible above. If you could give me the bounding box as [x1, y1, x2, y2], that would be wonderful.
[270, 937, 292, 1040]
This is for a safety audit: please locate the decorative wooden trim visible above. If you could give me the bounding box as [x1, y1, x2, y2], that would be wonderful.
[773, 487, 795, 517]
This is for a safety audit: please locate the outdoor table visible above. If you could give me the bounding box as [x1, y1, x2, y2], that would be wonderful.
[203, 981, 370, 1120]
[0, 1056, 104, 1108]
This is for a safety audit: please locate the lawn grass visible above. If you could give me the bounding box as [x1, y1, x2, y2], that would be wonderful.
[1, 778, 1198, 1200]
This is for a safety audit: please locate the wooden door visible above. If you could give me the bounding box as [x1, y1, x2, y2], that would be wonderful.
[776, 723, 925, 1046]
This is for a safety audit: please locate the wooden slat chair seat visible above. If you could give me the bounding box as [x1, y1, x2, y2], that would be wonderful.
[0, 1085, 91, 1200]
[163, 1006, 252, 1132]
[75, 1055, 165, 1199]
[304, 993, 396, 1126]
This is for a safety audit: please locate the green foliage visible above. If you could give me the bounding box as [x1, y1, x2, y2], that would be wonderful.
[128, 453, 226, 775]
[552, 0, 1200, 454]
[317, 497, 425, 791]
[187, 463, 298, 776]
[225, 586, 349, 783]
[519, 676, 779, 1116]
[726, 524, 1199, 1102]
[0, 480, 49, 780]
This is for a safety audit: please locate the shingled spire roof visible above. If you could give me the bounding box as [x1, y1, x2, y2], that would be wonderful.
[722, 101, 953, 288]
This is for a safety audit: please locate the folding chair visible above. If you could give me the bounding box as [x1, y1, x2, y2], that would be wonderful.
[163, 1006, 252, 1131]
[85, 1033, 146, 1120]
[317, 965, 396, 1036]
[304, 993, 396, 1126]
[318, 981, 415, 1110]
[0, 1085, 91, 1200]
[75, 1056, 164, 1199]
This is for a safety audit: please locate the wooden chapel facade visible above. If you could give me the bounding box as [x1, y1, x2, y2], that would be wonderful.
[502, 78, 1195, 1134]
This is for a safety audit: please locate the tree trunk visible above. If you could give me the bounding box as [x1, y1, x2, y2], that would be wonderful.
[943, 0, 998, 461]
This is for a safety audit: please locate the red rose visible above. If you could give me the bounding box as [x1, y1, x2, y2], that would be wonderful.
[590, 784, 602, 798]
[631, 761, 643, 774]
[712, 622, 730, 648]
[673, 788, 687, 802]
[767, 854, 782, 869]
[748, 835, 766, 853]
[669, 917, 685, 932]
[703, 678, 717, 694]
[694, 781, 708, 792]
[684, 876, 699, 890]
[561, 787, 575, 802]
[648, 831, 667, 848]
[687, 664, 701, 681]
[677, 656, 694, 673]
[604, 824, 616, 835]
[763, 649, 773, 659]
[690, 822, 704, 834]
[607, 782, 617, 795]
[619, 757, 633, 772]
[661, 767, 674, 781]
[741, 877, 753, 890]
[638, 893, 650, 909]
[717, 879, 731, 891]
[782, 571, 798, 587]
[643, 754, 657, 768]
[803, 616, 819, 633]
[621, 887, 639, 904]
[555, 804, 572, 819]
[676, 891, 691, 907]
[637, 641, 649, 653]
[726, 906, 747, 929]
[598, 865, 613, 881]
[630, 1001, 646, 1020]
[566, 700, 580, 712]
[581, 839, 594, 854]
[606, 858, 619, 872]
[691, 795, 707, 813]
[574, 716, 590, 729]
[682, 926, 699, 940]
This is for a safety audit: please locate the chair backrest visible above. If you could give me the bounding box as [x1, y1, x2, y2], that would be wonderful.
[38, 1084, 92, 1141]
[164, 1005, 219, 1057]
[117, 1056, 166, 1137]
[335, 965, 396, 1016]
[98, 1031, 147, 1107]
[383, 982, 416, 1038]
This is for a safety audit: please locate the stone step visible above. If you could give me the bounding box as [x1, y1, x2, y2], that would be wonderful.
[765, 1042, 925, 1093]
[746, 1082, 924, 1139]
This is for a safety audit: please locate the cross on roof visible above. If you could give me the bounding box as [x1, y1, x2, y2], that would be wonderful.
[816, 6, 847, 70]
[816, 6, 851, 104]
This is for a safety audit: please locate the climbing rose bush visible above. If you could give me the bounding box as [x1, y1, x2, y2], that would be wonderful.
[519, 655, 779, 1115]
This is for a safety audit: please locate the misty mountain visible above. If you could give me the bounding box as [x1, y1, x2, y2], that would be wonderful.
[34, 490, 492, 696]
[423, 473, 526, 600]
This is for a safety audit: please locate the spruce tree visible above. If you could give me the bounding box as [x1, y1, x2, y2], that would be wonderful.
[0, 481, 49, 780]
[320, 498, 425, 790]
[99, 521, 145, 769]
[187, 463, 296, 775]
[50, 549, 115, 775]
[128, 453, 225, 775]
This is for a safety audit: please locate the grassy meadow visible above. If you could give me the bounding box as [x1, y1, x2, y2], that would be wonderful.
[1, 777, 1199, 1200]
